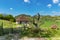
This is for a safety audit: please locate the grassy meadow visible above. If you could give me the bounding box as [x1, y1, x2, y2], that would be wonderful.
[0, 14, 60, 40]
[1, 18, 60, 37]
[0, 20, 22, 28]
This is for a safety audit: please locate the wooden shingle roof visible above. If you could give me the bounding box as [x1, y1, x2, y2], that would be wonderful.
[16, 16, 30, 22]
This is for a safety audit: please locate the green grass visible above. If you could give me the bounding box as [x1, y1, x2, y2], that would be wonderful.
[40, 21, 55, 29]
[0, 20, 22, 28]
[1, 20, 60, 40]
[40, 20, 60, 37]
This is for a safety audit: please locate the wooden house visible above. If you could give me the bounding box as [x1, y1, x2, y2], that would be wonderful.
[16, 16, 30, 24]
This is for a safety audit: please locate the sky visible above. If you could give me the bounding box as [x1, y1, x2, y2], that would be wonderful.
[0, 0, 60, 16]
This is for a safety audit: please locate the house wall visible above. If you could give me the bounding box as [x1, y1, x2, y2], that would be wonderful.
[16, 22, 19, 24]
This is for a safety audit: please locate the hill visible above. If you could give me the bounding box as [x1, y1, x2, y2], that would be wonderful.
[0, 20, 22, 28]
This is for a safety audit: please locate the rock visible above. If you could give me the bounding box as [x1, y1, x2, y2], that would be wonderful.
[51, 24, 57, 29]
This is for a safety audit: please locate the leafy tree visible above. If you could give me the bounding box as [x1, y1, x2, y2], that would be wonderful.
[15, 14, 31, 18]
[3, 14, 15, 22]
[0, 14, 3, 19]
[33, 13, 40, 27]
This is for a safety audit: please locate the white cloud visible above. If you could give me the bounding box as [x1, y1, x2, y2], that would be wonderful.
[47, 4, 52, 8]
[52, 0, 59, 4]
[24, 0, 30, 3]
[10, 8, 13, 10]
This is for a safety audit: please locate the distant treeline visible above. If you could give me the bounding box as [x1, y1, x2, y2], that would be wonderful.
[0, 14, 15, 22]
[0, 13, 60, 22]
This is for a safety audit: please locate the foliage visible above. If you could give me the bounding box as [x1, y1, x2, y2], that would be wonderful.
[0, 13, 60, 38]
[0, 22, 4, 36]
[0, 14, 15, 22]
[18, 27, 57, 38]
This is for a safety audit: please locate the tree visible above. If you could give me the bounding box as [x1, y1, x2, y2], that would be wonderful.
[33, 13, 40, 28]
[0, 14, 3, 19]
[3, 14, 15, 22]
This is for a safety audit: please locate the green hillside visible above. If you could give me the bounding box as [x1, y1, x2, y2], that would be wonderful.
[1, 14, 60, 40]
[0, 20, 22, 28]
[1, 19, 60, 36]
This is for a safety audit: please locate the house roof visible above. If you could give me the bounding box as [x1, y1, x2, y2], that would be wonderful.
[16, 16, 30, 22]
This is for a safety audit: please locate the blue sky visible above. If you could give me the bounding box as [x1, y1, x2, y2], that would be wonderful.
[0, 0, 60, 16]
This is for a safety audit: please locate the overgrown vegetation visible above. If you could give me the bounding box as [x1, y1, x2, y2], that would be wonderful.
[0, 14, 15, 22]
[0, 13, 60, 38]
